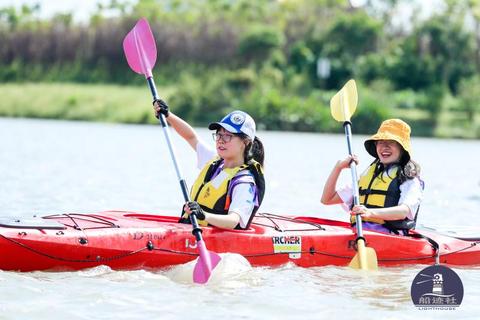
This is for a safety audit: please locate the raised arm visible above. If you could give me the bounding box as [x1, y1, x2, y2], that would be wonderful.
[153, 99, 199, 150]
[321, 155, 359, 205]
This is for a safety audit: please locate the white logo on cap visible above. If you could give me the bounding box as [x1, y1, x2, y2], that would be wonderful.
[230, 112, 245, 125]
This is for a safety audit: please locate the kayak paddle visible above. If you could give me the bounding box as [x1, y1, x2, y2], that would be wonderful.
[330, 79, 378, 270]
[123, 18, 221, 283]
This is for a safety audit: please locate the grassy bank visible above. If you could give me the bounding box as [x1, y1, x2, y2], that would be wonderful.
[0, 83, 174, 124]
[0, 82, 478, 138]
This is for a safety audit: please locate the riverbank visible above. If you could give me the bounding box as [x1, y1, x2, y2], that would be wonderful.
[0, 83, 173, 124]
[0, 82, 478, 138]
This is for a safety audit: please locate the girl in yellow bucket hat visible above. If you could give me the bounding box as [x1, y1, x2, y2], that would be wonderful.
[321, 119, 423, 235]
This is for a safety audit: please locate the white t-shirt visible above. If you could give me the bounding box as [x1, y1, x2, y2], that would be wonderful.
[195, 140, 256, 229]
[336, 166, 423, 220]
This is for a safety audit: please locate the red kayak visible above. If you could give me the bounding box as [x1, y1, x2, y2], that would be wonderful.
[0, 211, 479, 271]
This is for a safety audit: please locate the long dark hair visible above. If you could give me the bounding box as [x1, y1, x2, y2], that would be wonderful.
[238, 134, 264, 166]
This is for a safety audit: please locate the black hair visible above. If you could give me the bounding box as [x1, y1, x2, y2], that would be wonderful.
[237, 133, 264, 167]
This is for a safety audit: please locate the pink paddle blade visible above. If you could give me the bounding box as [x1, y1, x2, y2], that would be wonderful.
[193, 240, 222, 284]
[123, 18, 157, 78]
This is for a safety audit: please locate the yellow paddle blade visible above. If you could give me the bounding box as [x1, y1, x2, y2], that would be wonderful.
[348, 239, 378, 270]
[330, 79, 358, 122]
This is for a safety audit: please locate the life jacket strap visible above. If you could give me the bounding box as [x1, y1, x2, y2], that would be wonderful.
[359, 188, 400, 197]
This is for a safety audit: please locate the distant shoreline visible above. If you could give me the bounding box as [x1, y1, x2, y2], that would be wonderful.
[0, 82, 478, 139]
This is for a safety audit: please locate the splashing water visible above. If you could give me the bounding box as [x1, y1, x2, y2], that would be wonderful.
[166, 253, 252, 285]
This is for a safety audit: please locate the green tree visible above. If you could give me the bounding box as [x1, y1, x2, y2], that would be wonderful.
[238, 25, 285, 65]
[316, 11, 382, 89]
[457, 76, 480, 123]
[416, 84, 445, 126]
[388, 10, 475, 92]
[459, 0, 480, 72]
[289, 41, 314, 73]
[0, 4, 40, 30]
[385, 38, 436, 90]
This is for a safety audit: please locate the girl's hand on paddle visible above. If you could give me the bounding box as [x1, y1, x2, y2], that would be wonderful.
[350, 205, 374, 219]
[183, 201, 206, 220]
[336, 155, 359, 170]
[182, 202, 208, 226]
[153, 98, 169, 118]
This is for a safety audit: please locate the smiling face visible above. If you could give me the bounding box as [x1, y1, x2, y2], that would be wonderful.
[214, 128, 246, 162]
[375, 140, 403, 165]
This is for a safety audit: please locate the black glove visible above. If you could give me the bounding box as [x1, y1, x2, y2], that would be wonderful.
[153, 98, 169, 118]
[187, 201, 205, 220]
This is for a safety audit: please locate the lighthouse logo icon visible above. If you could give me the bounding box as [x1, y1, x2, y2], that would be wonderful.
[411, 265, 464, 310]
[432, 273, 443, 295]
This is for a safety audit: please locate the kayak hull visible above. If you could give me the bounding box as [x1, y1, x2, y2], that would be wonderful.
[0, 211, 479, 272]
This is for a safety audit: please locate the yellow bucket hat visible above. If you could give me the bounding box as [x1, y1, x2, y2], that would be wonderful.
[364, 119, 412, 163]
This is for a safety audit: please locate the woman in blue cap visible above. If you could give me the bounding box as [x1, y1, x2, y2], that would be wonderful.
[154, 99, 265, 230]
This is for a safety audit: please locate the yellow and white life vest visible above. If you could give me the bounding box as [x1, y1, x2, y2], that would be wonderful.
[187, 158, 265, 229]
[351, 162, 408, 229]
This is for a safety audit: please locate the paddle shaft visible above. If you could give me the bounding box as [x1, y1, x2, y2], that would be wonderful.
[330, 79, 377, 270]
[123, 18, 219, 283]
[344, 121, 374, 269]
[342, 121, 364, 239]
[146, 77, 203, 237]
[147, 75, 219, 282]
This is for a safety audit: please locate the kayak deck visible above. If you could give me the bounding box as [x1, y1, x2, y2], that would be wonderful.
[0, 211, 479, 271]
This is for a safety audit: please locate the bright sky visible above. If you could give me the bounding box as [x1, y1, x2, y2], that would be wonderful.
[0, 0, 127, 22]
[0, 0, 443, 24]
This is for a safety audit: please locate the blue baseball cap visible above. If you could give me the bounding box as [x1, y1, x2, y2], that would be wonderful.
[208, 110, 256, 140]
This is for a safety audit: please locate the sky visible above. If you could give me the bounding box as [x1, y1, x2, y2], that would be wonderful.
[0, 0, 128, 22]
[0, 0, 443, 24]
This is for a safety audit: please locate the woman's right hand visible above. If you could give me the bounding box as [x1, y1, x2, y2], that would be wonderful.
[336, 155, 359, 170]
[184, 202, 205, 219]
[153, 98, 169, 118]
[182, 201, 208, 226]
